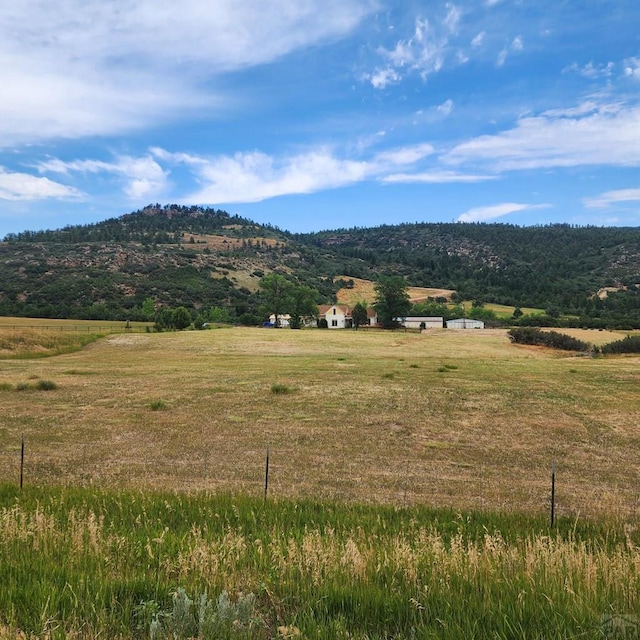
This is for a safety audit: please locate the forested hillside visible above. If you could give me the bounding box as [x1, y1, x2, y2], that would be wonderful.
[2, 204, 640, 327]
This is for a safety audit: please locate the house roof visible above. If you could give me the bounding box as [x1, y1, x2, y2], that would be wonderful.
[318, 304, 377, 319]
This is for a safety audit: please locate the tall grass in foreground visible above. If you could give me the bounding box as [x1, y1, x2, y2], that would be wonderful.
[0, 485, 638, 638]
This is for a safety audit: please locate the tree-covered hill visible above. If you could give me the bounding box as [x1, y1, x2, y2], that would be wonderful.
[2, 205, 640, 327]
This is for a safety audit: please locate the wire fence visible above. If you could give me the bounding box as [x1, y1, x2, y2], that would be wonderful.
[0, 324, 152, 333]
[1, 439, 638, 524]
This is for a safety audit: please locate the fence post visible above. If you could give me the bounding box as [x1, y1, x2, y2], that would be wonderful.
[264, 445, 270, 502]
[20, 434, 24, 490]
[550, 462, 556, 528]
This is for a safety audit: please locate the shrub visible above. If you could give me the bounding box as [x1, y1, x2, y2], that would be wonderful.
[35, 380, 57, 391]
[271, 383, 293, 395]
[15, 382, 30, 391]
[508, 327, 590, 352]
[150, 400, 168, 411]
[0, 382, 12, 391]
[601, 335, 640, 354]
[150, 588, 261, 640]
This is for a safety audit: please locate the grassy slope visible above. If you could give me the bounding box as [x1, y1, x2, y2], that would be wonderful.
[1, 327, 639, 518]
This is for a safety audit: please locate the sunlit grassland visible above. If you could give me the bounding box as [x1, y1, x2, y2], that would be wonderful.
[0, 485, 639, 639]
[1, 327, 639, 517]
[482, 302, 544, 317]
[2, 327, 640, 637]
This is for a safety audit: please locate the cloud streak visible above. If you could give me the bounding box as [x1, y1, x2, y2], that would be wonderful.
[154, 143, 436, 203]
[445, 101, 640, 171]
[456, 202, 549, 223]
[583, 188, 640, 209]
[37, 155, 169, 200]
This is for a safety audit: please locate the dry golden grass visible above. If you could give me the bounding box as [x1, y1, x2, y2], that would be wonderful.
[540, 327, 636, 346]
[335, 276, 453, 306]
[1, 326, 639, 518]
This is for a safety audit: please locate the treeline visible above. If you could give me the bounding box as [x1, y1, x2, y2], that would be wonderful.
[509, 327, 640, 354]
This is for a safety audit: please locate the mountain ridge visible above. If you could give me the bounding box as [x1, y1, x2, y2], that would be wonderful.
[2, 204, 640, 326]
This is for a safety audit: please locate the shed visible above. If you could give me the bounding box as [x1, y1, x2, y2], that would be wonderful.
[398, 316, 444, 329]
[446, 318, 485, 329]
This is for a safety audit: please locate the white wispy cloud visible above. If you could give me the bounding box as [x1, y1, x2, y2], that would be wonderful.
[583, 188, 640, 208]
[151, 142, 435, 203]
[0, 168, 82, 201]
[624, 57, 640, 80]
[37, 155, 169, 200]
[456, 202, 548, 223]
[564, 61, 615, 79]
[497, 35, 524, 67]
[368, 4, 463, 88]
[437, 99, 454, 116]
[369, 67, 401, 89]
[0, 0, 375, 147]
[471, 31, 486, 47]
[445, 100, 640, 171]
[382, 171, 495, 184]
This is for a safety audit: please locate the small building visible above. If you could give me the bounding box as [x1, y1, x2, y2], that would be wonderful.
[268, 314, 291, 327]
[446, 318, 485, 330]
[317, 304, 378, 328]
[398, 316, 444, 329]
[318, 304, 351, 328]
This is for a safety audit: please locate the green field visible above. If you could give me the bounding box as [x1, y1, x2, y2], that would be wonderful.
[1, 326, 640, 637]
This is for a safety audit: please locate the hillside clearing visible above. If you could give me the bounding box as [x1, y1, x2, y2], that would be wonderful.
[335, 276, 454, 306]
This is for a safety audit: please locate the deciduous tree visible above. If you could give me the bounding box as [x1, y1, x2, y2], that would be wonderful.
[374, 276, 411, 329]
[351, 302, 368, 330]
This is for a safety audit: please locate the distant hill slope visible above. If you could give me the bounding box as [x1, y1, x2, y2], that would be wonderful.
[334, 277, 454, 307]
[2, 205, 640, 325]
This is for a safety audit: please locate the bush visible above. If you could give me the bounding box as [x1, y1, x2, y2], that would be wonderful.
[150, 400, 168, 411]
[149, 588, 261, 640]
[35, 380, 57, 391]
[508, 328, 590, 352]
[601, 335, 640, 354]
[271, 383, 293, 395]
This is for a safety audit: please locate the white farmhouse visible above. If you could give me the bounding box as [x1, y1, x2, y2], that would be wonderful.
[318, 304, 351, 328]
[317, 304, 378, 328]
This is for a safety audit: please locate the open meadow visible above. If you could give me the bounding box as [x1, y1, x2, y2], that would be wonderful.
[1, 325, 638, 515]
[1, 325, 640, 638]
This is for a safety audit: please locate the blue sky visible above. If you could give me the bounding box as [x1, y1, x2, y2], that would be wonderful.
[0, 0, 639, 237]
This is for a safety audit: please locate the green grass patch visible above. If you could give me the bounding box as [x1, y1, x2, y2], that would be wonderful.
[0, 485, 637, 639]
[149, 400, 168, 411]
[0, 382, 12, 391]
